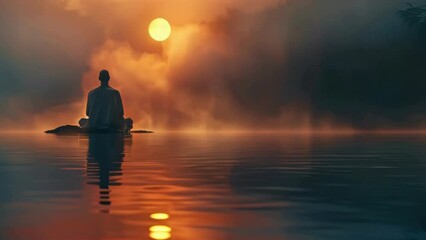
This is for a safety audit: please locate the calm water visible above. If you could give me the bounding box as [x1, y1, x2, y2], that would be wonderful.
[1, 132, 426, 240]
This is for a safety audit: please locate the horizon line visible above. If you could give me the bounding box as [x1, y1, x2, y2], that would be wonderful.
[4, 128, 426, 135]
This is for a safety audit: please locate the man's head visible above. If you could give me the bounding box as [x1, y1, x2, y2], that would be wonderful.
[99, 70, 110, 83]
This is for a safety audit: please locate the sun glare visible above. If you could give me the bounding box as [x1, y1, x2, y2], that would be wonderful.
[149, 18, 172, 42]
[150, 213, 169, 220]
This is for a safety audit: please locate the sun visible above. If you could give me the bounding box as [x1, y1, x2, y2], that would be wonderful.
[149, 18, 172, 42]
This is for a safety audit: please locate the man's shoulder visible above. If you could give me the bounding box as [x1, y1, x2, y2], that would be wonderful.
[88, 87, 102, 96]
[107, 86, 119, 92]
[89, 86, 120, 95]
[105, 87, 120, 95]
[88, 88, 98, 96]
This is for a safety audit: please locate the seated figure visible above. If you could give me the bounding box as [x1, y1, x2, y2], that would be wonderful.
[79, 70, 133, 134]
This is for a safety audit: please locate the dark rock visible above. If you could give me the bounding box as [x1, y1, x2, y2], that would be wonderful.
[131, 130, 155, 134]
[45, 125, 81, 134]
[45, 125, 154, 134]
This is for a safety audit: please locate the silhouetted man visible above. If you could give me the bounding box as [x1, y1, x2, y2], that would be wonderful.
[79, 70, 133, 133]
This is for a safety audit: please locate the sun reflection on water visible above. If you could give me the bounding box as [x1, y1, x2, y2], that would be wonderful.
[150, 213, 170, 220]
[150, 231, 171, 240]
[150, 213, 171, 239]
[150, 225, 172, 232]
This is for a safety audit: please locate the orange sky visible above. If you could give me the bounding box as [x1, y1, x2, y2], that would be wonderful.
[1, 0, 423, 131]
[37, 0, 295, 131]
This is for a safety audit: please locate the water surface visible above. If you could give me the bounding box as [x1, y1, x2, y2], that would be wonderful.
[1, 132, 426, 240]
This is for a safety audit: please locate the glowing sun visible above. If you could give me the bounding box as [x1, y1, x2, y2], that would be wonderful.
[149, 18, 171, 42]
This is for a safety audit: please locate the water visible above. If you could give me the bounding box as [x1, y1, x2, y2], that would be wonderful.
[1, 132, 426, 240]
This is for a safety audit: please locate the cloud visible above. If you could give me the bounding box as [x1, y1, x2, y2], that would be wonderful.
[1, 0, 426, 130]
[0, 0, 104, 128]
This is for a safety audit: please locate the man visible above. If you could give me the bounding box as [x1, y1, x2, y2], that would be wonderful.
[79, 70, 133, 133]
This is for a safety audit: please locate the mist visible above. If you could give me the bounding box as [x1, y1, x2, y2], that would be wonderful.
[1, 0, 425, 130]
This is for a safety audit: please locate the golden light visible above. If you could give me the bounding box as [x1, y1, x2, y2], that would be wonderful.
[149, 18, 172, 42]
[150, 232, 171, 240]
[150, 213, 169, 220]
[149, 225, 172, 232]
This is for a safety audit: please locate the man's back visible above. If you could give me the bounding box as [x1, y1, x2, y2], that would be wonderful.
[86, 85, 124, 130]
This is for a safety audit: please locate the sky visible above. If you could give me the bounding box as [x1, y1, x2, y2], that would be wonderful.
[0, 0, 426, 131]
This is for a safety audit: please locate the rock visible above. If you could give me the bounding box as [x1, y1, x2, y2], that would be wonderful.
[131, 130, 155, 134]
[45, 125, 81, 134]
[45, 125, 154, 134]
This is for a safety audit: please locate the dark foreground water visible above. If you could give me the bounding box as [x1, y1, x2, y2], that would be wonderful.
[0, 132, 426, 240]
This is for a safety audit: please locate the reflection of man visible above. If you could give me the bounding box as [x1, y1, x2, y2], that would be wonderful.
[79, 70, 133, 133]
[86, 134, 131, 210]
